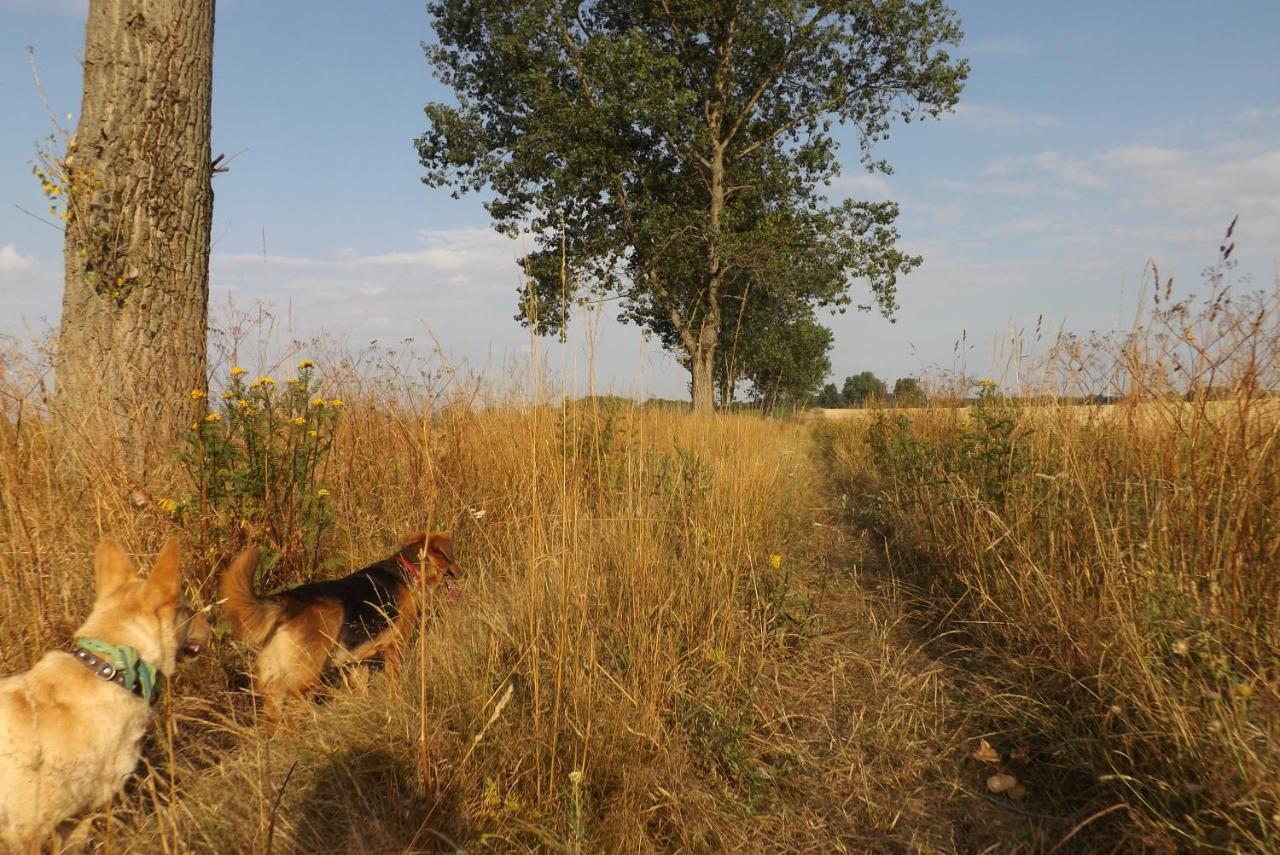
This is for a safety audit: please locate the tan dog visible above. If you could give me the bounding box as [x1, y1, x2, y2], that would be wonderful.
[0, 537, 209, 851]
[220, 531, 459, 718]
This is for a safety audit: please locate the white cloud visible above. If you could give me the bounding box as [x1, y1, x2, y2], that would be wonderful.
[935, 177, 1038, 197]
[1098, 144, 1280, 245]
[829, 171, 892, 200]
[948, 102, 1060, 130]
[1099, 145, 1183, 171]
[0, 244, 37, 275]
[216, 228, 526, 278]
[931, 138, 1280, 265]
[987, 151, 1107, 191]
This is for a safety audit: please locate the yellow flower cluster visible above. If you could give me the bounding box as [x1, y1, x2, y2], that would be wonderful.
[298, 359, 314, 370]
[330, 399, 344, 409]
[311, 396, 326, 408]
[204, 412, 222, 423]
[190, 389, 207, 400]
[236, 399, 254, 413]
[158, 498, 179, 514]
[315, 488, 330, 498]
[230, 365, 246, 377]
[290, 416, 306, 426]
[769, 554, 783, 570]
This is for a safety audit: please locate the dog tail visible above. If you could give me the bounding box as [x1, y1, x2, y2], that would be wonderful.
[219, 548, 278, 646]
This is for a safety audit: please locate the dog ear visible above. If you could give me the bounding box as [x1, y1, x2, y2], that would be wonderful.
[399, 530, 428, 551]
[94, 537, 136, 597]
[144, 537, 182, 606]
[426, 532, 454, 566]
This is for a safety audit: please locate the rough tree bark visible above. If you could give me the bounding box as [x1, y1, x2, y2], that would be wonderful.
[56, 0, 215, 466]
[690, 340, 717, 415]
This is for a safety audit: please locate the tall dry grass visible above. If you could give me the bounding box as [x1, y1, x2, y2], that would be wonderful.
[0, 333, 1009, 851]
[820, 250, 1280, 850]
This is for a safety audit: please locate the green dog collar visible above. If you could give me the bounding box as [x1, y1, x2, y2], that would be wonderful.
[73, 637, 158, 703]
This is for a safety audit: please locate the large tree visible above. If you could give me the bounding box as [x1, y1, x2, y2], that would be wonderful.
[842, 370, 886, 406]
[741, 307, 832, 415]
[56, 0, 216, 459]
[705, 276, 833, 410]
[418, 0, 967, 412]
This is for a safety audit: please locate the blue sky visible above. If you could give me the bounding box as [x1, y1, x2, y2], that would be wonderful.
[2, 0, 1278, 397]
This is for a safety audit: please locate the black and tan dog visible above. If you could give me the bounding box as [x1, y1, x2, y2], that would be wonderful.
[220, 531, 459, 717]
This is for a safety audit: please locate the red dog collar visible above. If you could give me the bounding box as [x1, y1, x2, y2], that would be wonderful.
[397, 553, 421, 582]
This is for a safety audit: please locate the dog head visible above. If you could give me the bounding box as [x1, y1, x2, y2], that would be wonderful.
[75, 537, 207, 675]
[398, 531, 462, 598]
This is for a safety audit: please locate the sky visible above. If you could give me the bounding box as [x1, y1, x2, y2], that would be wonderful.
[2, 0, 1278, 399]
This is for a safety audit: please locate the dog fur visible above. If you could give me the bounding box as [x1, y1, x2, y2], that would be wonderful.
[220, 531, 458, 718]
[0, 537, 209, 852]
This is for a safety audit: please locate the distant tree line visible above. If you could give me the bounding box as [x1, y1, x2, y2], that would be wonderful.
[814, 372, 926, 408]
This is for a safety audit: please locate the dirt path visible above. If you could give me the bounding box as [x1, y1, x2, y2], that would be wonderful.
[730, 440, 1065, 852]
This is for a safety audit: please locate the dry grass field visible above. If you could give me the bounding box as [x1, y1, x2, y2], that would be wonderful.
[1, 259, 1277, 852]
[0, 346, 1045, 852]
[815, 267, 1280, 851]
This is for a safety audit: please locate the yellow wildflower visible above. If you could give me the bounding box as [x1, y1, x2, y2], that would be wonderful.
[329, 399, 344, 409]
[257, 376, 276, 386]
[51, 186, 62, 197]
[189, 389, 207, 400]
[307, 429, 318, 438]
[311, 396, 326, 407]
[298, 359, 314, 370]
[205, 412, 222, 423]
[236, 398, 253, 412]
[315, 488, 330, 498]
[291, 416, 306, 426]
[221, 390, 235, 401]
[768, 554, 783, 570]
[158, 498, 179, 514]
[230, 365, 246, 377]
[286, 377, 299, 385]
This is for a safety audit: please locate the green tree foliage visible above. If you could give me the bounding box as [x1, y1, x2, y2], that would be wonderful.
[726, 294, 832, 414]
[418, 0, 968, 411]
[815, 383, 843, 409]
[842, 371, 886, 406]
[891, 376, 926, 406]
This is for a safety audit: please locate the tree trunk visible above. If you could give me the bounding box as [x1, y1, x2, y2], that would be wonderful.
[56, 0, 215, 469]
[690, 343, 716, 414]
